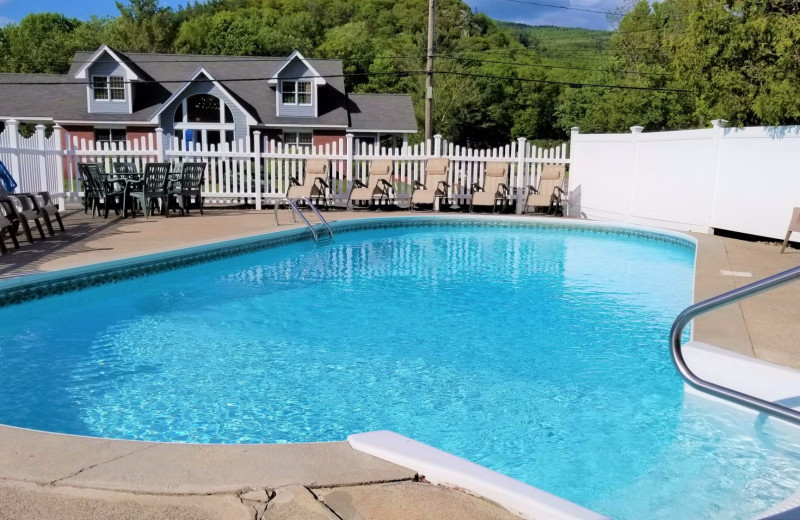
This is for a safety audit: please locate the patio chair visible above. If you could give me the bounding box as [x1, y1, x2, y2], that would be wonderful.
[76, 162, 99, 214]
[113, 161, 140, 177]
[171, 162, 206, 215]
[470, 162, 510, 214]
[347, 159, 394, 210]
[780, 207, 800, 253]
[410, 158, 450, 211]
[0, 193, 46, 243]
[287, 159, 330, 209]
[524, 165, 566, 215]
[78, 163, 125, 218]
[0, 200, 20, 255]
[0, 162, 65, 235]
[127, 162, 171, 218]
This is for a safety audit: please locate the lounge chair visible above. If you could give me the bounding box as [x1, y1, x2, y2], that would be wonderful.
[127, 163, 171, 218]
[287, 159, 330, 209]
[0, 200, 20, 255]
[410, 158, 450, 211]
[0, 193, 46, 243]
[171, 162, 206, 215]
[0, 161, 65, 235]
[470, 162, 510, 213]
[780, 207, 800, 253]
[348, 160, 394, 210]
[524, 165, 566, 215]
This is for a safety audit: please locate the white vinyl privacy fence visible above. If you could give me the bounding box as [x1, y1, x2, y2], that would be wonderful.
[568, 122, 800, 241]
[0, 119, 569, 213]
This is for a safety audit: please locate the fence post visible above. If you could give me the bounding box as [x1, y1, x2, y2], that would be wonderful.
[346, 133, 354, 194]
[53, 125, 66, 209]
[626, 126, 644, 224]
[6, 119, 21, 184]
[706, 119, 728, 234]
[515, 136, 527, 214]
[253, 130, 262, 211]
[35, 124, 49, 196]
[434, 134, 442, 156]
[155, 128, 165, 162]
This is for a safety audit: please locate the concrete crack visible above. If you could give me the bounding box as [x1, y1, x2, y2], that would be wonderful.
[48, 444, 156, 486]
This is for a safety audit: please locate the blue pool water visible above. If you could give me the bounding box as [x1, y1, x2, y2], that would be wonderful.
[2, 220, 800, 519]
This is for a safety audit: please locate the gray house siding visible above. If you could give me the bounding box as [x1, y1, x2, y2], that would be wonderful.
[159, 79, 248, 149]
[87, 56, 130, 114]
[277, 59, 315, 118]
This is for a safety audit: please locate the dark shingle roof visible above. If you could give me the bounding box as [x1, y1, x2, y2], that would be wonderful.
[0, 49, 416, 133]
[347, 94, 418, 133]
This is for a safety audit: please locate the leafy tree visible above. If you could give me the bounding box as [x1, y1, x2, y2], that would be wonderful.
[107, 0, 178, 53]
[0, 13, 84, 73]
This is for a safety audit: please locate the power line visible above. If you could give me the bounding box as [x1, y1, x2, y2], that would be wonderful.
[436, 54, 673, 77]
[0, 70, 692, 92]
[496, 0, 619, 16]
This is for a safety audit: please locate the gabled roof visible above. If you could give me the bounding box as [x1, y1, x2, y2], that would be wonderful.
[267, 50, 326, 86]
[73, 45, 141, 80]
[147, 67, 258, 125]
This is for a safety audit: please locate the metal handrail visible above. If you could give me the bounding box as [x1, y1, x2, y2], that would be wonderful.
[670, 264, 800, 425]
[273, 197, 333, 242]
[295, 196, 333, 240]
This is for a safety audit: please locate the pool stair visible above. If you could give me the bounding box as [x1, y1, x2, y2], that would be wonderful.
[348, 430, 609, 520]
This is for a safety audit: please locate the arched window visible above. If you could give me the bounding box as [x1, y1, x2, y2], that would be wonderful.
[173, 94, 235, 148]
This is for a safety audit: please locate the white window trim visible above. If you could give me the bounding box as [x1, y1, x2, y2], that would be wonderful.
[280, 80, 313, 106]
[94, 127, 127, 144]
[91, 75, 127, 103]
[282, 130, 314, 147]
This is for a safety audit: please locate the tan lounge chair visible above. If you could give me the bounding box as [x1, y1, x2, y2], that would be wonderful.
[781, 207, 800, 253]
[470, 162, 510, 213]
[525, 165, 565, 215]
[287, 158, 330, 209]
[348, 160, 394, 210]
[410, 158, 450, 211]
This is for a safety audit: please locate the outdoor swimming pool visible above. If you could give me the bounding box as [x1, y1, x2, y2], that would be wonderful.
[1, 218, 799, 519]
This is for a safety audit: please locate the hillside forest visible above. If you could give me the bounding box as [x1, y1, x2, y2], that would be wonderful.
[2, 0, 800, 146]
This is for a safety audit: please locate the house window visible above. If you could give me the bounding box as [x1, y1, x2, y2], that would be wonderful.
[284, 132, 313, 147]
[94, 128, 127, 144]
[281, 80, 312, 105]
[173, 94, 236, 149]
[92, 76, 125, 101]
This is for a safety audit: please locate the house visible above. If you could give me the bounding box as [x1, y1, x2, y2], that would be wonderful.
[0, 45, 418, 150]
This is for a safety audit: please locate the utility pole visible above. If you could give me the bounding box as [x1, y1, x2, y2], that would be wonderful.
[425, 0, 436, 142]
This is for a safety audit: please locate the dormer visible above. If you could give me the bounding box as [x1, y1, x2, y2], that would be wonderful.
[73, 45, 140, 115]
[268, 51, 326, 118]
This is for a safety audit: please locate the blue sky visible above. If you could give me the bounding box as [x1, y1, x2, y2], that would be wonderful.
[0, 0, 624, 30]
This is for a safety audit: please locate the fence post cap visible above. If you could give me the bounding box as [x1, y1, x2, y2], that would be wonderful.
[517, 136, 526, 143]
[35, 124, 46, 130]
[630, 126, 644, 133]
[570, 126, 580, 134]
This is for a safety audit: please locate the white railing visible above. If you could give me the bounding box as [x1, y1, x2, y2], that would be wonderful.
[0, 120, 569, 213]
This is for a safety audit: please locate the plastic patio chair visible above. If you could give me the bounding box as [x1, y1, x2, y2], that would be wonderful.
[127, 163, 171, 218]
[469, 162, 510, 214]
[171, 162, 206, 215]
[347, 159, 394, 210]
[525, 165, 566, 215]
[410, 158, 450, 211]
[78, 163, 125, 218]
[0, 200, 20, 255]
[287, 158, 330, 209]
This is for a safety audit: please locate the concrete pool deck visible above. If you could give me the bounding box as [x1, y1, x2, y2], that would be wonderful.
[1, 208, 799, 519]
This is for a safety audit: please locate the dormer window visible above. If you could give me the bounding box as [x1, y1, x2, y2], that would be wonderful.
[282, 80, 312, 105]
[93, 75, 125, 101]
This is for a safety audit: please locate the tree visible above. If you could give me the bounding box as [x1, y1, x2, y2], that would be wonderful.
[107, 0, 178, 53]
[1, 14, 82, 73]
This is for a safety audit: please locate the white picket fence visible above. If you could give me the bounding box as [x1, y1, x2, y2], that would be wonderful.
[0, 120, 569, 212]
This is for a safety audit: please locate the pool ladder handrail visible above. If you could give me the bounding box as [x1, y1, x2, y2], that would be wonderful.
[670, 264, 800, 425]
[274, 197, 333, 243]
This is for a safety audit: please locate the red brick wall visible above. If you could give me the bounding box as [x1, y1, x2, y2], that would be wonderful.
[313, 130, 346, 149]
